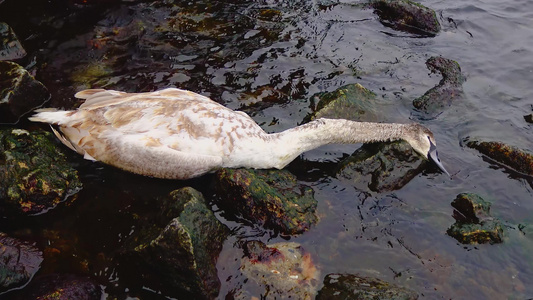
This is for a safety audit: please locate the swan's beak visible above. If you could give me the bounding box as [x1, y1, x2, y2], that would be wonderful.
[428, 141, 450, 176]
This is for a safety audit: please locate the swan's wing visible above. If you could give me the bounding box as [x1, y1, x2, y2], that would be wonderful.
[76, 88, 215, 110]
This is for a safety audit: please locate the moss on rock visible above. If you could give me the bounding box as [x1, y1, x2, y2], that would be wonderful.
[0, 129, 81, 215]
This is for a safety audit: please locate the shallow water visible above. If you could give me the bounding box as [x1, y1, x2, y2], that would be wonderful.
[2, 0, 533, 299]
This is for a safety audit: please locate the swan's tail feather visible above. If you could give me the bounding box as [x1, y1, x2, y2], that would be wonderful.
[28, 109, 73, 125]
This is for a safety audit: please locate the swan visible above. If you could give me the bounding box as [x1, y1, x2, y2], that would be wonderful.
[29, 88, 449, 179]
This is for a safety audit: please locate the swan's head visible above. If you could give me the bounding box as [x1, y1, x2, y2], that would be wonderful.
[404, 124, 449, 176]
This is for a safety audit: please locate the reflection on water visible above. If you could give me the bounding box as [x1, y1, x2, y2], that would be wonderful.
[2, 0, 533, 299]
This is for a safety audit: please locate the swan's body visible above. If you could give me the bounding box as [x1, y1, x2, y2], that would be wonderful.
[30, 88, 448, 179]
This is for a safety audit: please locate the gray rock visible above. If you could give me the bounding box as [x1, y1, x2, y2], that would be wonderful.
[337, 140, 428, 192]
[317, 273, 418, 300]
[413, 56, 465, 118]
[0, 22, 26, 61]
[0, 61, 50, 124]
[0, 233, 43, 295]
[120, 187, 229, 299]
[369, 0, 440, 36]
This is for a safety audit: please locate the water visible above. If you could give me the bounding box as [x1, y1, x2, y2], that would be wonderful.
[2, 0, 533, 299]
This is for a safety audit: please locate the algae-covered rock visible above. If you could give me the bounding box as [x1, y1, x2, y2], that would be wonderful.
[306, 83, 379, 122]
[0, 233, 43, 294]
[466, 140, 533, 176]
[120, 187, 229, 299]
[369, 0, 440, 36]
[317, 273, 418, 300]
[12, 274, 102, 300]
[337, 141, 427, 192]
[0, 129, 82, 215]
[215, 168, 318, 235]
[413, 56, 465, 117]
[446, 193, 504, 244]
[0, 61, 50, 124]
[0, 22, 26, 61]
[236, 241, 320, 300]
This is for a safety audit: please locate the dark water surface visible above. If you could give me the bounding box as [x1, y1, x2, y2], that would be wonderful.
[2, 0, 533, 299]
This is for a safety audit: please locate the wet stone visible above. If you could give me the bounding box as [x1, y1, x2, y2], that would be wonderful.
[336, 141, 427, 192]
[306, 83, 427, 191]
[0, 22, 26, 61]
[215, 168, 318, 235]
[235, 241, 320, 300]
[317, 273, 419, 300]
[0, 61, 50, 124]
[466, 140, 533, 176]
[0, 129, 82, 216]
[11, 274, 102, 300]
[120, 187, 229, 300]
[446, 193, 504, 244]
[306, 83, 380, 123]
[0, 233, 43, 295]
[413, 56, 465, 118]
[369, 0, 440, 36]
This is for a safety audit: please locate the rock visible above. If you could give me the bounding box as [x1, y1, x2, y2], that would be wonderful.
[450, 193, 492, 223]
[0, 129, 82, 216]
[306, 83, 427, 191]
[524, 114, 533, 124]
[306, 83, 380, 123]
[236, 241, 320, 299]
[120, 187, 229, 299]
[0, 22, 26, 60]
[0, 233, 43, 294]
[412, 56, 465, 117]
[317, 273, 418, 300]
[215, 168, 318, 235]
[369, 0, 440, 36]
[466, 140, 533, 176]
[0, 61, 50, 124]
[446, 193, 504, 244]
[336, 141, 428, 192]
[12, 274, 101, 300]
[304, 84, 426, 191]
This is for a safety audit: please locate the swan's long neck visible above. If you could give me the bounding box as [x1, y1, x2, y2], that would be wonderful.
[267, 118, 411, 168]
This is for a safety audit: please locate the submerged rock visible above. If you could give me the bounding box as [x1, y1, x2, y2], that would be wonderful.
[369, 0, 440, 36]
[336, 140, 428, 192]
[0, 61, 50, 124]
[12, 274, 101, 300]
[466, 140, 533, 176]
[120, 187, 229, 299]
[0, 129, 82, 216]
[307, 83, 427, 191]
[236, 241, 320, 299]
[215, 168, 318, 235]
[0, 22, 26, 60]
[413, 56, 465, 117]
[317, 273, 418, 300]
[0, 233, 43, 295]
[446, 193, 504, 244]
